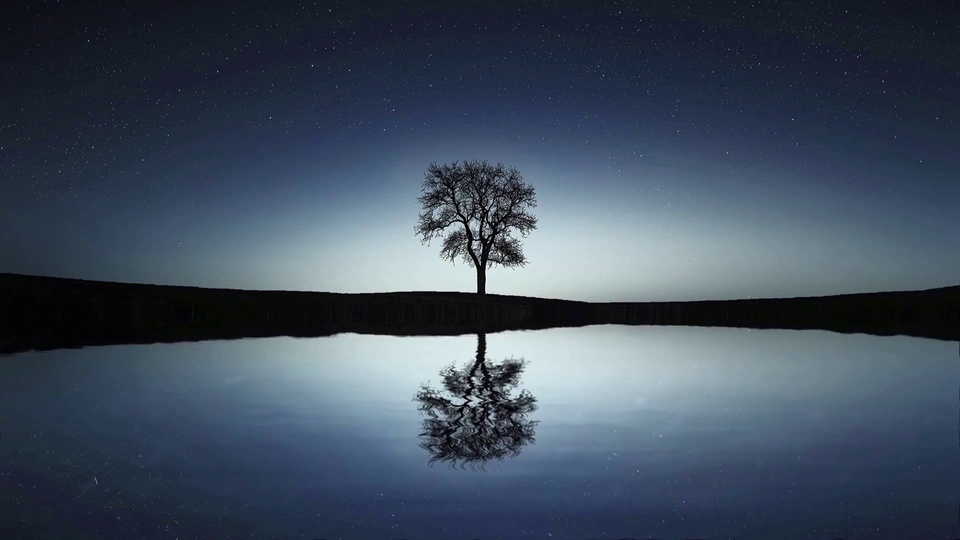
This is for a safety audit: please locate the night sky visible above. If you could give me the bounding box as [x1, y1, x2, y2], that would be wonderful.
[3, 1, 958, 301]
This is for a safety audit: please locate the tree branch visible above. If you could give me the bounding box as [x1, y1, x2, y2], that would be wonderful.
[415, 159, 539, 282]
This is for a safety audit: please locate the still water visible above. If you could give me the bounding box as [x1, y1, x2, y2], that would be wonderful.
[1, 326, 958, 539]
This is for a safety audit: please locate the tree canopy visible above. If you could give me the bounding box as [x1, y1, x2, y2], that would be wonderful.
[415, 159, 537, 294]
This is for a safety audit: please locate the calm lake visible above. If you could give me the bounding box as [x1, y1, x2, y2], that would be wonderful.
[1, 326, 958, 539]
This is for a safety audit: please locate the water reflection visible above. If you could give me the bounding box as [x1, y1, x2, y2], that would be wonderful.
[413, 333, 539, 471]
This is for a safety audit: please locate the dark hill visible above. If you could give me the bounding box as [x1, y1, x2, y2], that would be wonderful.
[1, 273, 957, 354]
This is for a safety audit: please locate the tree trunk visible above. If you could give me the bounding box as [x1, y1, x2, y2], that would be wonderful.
[476, 267, 486, 295]
[476, 333, 486, 363]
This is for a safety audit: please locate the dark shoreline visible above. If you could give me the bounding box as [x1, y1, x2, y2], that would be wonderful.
[1, 272, 957, 354]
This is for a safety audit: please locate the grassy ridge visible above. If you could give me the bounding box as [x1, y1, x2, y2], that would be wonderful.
[1, 272, 957, 354]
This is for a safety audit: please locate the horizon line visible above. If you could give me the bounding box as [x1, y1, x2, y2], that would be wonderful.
[2, 271, 957, 305]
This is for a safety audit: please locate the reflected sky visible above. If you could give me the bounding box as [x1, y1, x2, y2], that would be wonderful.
[0, 327, 958, 539]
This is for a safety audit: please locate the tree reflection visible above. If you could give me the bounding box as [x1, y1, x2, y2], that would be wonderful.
[414, 333, 539, 471]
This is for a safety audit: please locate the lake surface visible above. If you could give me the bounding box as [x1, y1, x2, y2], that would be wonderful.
[1, 326, 958, 539]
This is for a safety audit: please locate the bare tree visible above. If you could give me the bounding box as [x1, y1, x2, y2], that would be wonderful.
[415, 159, 538, 295]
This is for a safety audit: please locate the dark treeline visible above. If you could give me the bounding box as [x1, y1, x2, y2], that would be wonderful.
[1, 273, 957, 354]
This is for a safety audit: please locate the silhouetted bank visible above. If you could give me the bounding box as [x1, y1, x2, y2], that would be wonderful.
[1, 273, 957, 354]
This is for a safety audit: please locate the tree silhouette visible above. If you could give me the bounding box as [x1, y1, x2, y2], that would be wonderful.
[413, 333, 539, 471]
[415, 159, 538, 295]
